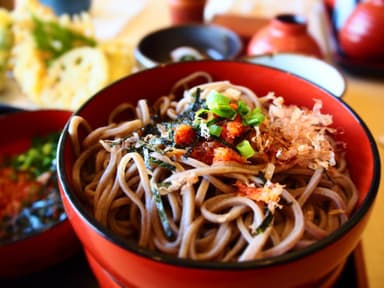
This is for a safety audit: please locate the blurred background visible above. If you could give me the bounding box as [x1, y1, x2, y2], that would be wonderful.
[0, 0, 383, 287]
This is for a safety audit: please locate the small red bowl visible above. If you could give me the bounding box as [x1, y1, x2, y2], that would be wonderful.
[0, 109, 81, 278]
[57, 61, 380, 288]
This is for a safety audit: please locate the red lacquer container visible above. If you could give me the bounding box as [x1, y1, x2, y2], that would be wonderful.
[247, 14, 323, 58]
[339, 0, 384, 61]
[167, 0, 207, 24]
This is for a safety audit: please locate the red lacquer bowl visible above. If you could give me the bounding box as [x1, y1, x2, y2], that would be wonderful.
[57, 61, 380, 288]
[0, 109, 81, 278]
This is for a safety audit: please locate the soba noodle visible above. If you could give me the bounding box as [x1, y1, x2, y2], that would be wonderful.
[68, 72, 358, 262]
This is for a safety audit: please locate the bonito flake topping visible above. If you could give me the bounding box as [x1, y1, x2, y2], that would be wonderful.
[257, 95, 336, 170]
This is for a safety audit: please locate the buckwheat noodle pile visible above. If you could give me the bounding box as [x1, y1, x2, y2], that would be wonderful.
[68, 72, 358, 262]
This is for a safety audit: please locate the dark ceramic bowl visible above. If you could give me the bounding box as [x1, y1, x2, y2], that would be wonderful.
[134, 24, 243, 69]
[0, 109, 81, 278]
[57, 60, 380, 288]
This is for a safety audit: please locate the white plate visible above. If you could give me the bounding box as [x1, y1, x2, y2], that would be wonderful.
[244, 53, 346, 98]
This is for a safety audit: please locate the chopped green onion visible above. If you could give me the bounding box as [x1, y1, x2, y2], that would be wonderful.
[209, 124, 222, 137]
[237, 100, 249, 117]
[211, 105, 236, 119]
[243, 107, 265, 126]
[206, 91, 236, 119]
[236, 140, 255, 159]
[12, 132, 60, 177]
[206, 91, 230, 108]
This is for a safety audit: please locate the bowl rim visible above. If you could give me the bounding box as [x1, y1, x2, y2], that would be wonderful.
[134, 23, 244, 69]
[0, 109, 72, 248]
[57, 60, 381, 269]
